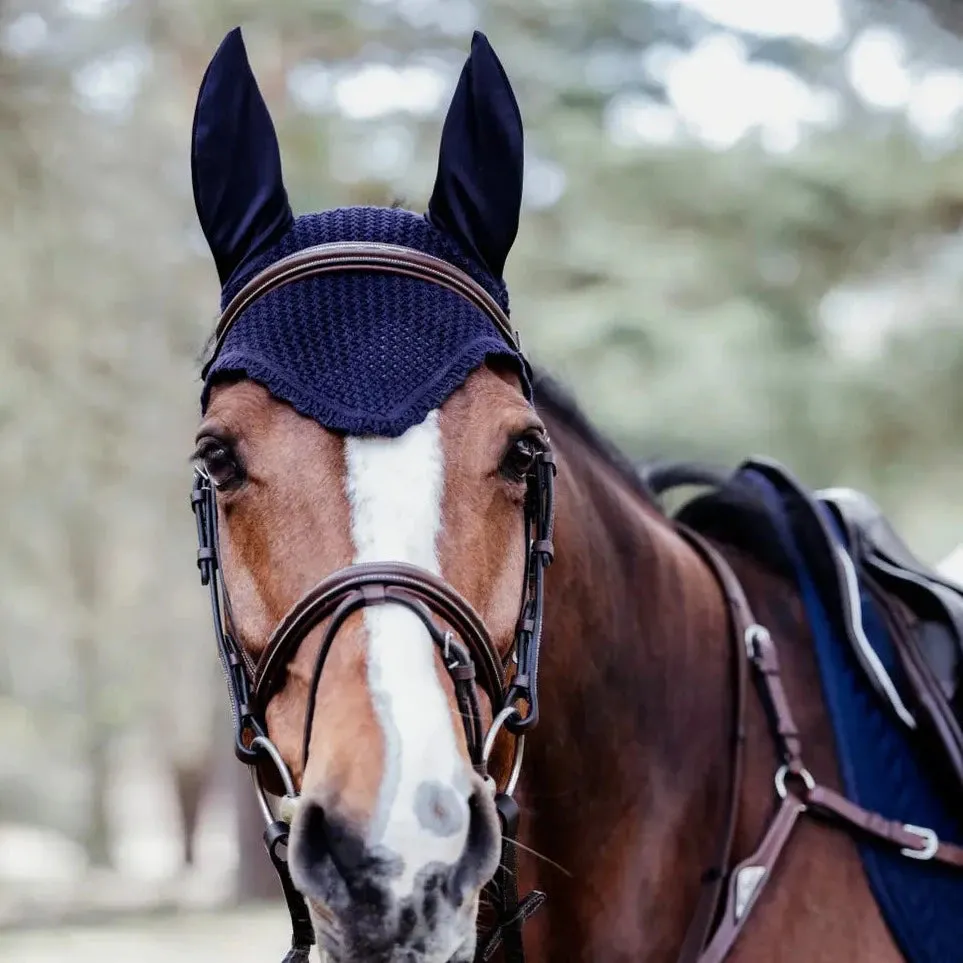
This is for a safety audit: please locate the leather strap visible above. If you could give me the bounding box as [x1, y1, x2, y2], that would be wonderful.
[264, 820, 315, 963]
[673, 528, 751, 963]
[696, 795, 807, 963]
[806, 784, 963, 868]
[254, 561, 506, 713]
[476, 794, 547, 963]
[693, 780, 963, 963]
[676, 531, 963, 963]
[204, 241, 522, 379]
[744, 622, 804, 773]
[194, 242, 557, 963]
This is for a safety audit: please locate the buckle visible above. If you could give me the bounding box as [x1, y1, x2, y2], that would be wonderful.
[901, 823, 938, 861]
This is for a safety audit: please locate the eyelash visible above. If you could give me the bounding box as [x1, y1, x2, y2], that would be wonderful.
[501, 433, 544, 482]
[194, 436, 244, 489]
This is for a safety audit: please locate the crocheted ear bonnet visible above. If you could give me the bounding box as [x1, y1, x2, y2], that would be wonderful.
[191, 28, 528, 437]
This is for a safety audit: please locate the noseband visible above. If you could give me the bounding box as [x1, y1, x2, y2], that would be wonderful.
[191, 243, 556, 963]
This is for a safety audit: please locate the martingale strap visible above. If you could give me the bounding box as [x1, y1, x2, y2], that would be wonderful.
[673, 528, 750, 963]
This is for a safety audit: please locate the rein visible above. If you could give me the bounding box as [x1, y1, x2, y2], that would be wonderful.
[192, 242, 554, 963]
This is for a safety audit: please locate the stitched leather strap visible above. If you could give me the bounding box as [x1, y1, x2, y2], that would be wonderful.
[204, 241, 522, 378]
[694, 781, 963, 963]
[254, 561, 506, 712]
[264, 820, 315, 963]
[744, 622, 804, 773]
[696, 795, 807, 963]
[675, 528, 963, 963]
[673, 527, 751, 963]
[806, 784, 963, 868]
[476, 794, 547, 963]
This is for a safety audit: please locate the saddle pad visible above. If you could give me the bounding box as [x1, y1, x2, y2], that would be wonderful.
[735, 465, 963, 963]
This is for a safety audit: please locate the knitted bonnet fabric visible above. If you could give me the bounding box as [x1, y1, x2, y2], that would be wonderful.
[201, 207, 528, 438]
[193, 29, 529, 438]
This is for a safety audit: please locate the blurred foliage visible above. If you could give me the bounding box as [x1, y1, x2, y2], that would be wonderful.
[2, 0, 963, 899]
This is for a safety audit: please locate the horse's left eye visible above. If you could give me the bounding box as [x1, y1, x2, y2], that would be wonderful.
[501, 436, 541, 482]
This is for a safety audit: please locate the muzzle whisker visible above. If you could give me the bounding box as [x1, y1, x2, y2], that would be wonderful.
[501, 835, 572, 877]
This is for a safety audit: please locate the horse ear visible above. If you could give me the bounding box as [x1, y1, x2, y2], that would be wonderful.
[191, 27, 293, 286]
[427, 31, 523, 279]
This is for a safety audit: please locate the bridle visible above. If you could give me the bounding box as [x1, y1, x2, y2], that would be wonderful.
[191, 242, 556, 963]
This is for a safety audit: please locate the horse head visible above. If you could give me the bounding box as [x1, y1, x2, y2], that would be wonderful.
[190, 27, 550, 963]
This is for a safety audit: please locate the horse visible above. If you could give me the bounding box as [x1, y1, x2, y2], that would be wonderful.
[186, 27, 963, 963]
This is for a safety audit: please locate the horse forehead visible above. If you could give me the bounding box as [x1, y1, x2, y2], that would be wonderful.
[344, 410, 446, 566]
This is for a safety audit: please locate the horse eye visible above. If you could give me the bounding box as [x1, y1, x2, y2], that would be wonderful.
[501, 435, 541, 482]
[195, 438, 243, 490]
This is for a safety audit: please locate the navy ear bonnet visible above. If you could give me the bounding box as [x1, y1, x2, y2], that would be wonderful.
[193, 28, 529, 438]
[203, 207, 525, 438]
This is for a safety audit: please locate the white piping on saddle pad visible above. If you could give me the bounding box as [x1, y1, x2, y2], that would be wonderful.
[833, 543, 917, 731]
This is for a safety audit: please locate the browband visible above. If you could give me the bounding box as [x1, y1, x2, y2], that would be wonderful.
[202, 241, 521, 378]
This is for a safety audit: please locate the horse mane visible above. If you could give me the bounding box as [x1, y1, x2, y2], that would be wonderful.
[531, 368, 657, 506]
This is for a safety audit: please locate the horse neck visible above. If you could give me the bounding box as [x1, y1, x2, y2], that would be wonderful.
[519, 413, 736, 953]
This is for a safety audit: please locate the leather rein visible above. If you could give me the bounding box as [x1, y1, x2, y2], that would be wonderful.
[190, 241, 963, 963]
[192, 242, 554, 963]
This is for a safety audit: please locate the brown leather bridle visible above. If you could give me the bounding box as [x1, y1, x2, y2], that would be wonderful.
[191, 242, 555, 963]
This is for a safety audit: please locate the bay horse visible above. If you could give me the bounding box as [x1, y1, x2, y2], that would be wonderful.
[187, 26, 962, 963]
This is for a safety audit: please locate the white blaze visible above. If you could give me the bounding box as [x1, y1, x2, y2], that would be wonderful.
[344, 410, 470, 897]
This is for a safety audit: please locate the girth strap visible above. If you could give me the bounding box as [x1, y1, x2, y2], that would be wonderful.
[806, 784, 963, 868]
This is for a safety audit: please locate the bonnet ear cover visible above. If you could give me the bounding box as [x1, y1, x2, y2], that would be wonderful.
[428, 31, 524, 279]
[191, 27, 293, 288]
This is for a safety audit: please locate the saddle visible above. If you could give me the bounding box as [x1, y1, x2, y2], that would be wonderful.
[817, 481, 963, 788]
[664, 456, 963, 796]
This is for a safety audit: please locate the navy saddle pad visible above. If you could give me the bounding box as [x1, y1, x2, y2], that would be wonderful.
[675, 457, 963, 963]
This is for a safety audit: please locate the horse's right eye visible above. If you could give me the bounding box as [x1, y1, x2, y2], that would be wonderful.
[195, 438, 244, 490]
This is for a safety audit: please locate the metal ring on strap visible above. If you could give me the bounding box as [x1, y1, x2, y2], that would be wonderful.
[203, 241, 521, 378]
[482, 705, 526, 797]
[774, 763, 815, 800]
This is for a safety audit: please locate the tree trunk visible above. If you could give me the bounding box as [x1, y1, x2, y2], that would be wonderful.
[83, 710, 113, 867]
[65, 507, 114, 868]
[172, 760, 209, 867]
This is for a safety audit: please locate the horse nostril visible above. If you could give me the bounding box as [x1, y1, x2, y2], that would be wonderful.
[452, 785, 501, 901]
[297, 800, 367, 884]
